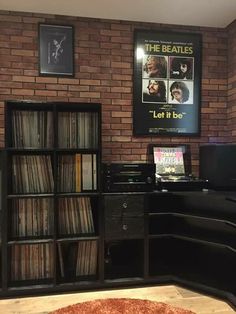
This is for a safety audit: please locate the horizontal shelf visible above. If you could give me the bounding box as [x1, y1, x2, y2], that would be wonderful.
[7, 193, 54, 198]
[106, 214, 144, 218]
[6, 148, 54, 152]
[57, 279, 100, 287]
[7, 283, 54, 291]
[172, 273, 236, 295]
[57, 236, 99, 242]
[5, 148, 100, 153]
[9, 235, 53, 241]
[7, 237, 100, 244]
[148, 237, 236, 295]
[173, 275, 235, 296]
[148, 212, 236, 227]
[55, 148, 100, 153]
[56, 192, 100, 197]
[57, 273, 98, 281]
[148, 212, 236, 249]
[104, 277, 144, 284]
[148, 191, 236, 222]
[148, 234, 236, 253]
[8, 239, 54, 245]
[7, 192, 100, 198]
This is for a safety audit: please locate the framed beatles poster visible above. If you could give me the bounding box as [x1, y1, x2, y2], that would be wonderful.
[133, 30, 202, 136]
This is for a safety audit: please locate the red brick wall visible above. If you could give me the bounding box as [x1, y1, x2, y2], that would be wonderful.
[0, 11, 232, 175]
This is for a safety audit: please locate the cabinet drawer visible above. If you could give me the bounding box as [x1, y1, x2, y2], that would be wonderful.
[104, 195, 144, 216]
[105, 216, 144, 239]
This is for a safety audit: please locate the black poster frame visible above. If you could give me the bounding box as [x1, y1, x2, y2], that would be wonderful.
[133, 29, 202, 136]
[39, 23, 74, 77]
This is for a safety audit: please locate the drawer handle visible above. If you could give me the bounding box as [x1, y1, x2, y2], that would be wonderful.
[122, 224, 128, 230]
[123, 202, 128, 209]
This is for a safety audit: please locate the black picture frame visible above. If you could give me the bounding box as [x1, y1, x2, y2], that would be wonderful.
[133, 30, 202, 136]
[39, 24, 74, 77]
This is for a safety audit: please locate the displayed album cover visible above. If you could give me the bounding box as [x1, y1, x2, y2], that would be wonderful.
[153, 146, 185, 175]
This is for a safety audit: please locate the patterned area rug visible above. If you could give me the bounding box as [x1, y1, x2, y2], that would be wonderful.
[50, 298, 196, 314]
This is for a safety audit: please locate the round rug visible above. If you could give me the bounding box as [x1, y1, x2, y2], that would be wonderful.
[50, 298, 196, 314]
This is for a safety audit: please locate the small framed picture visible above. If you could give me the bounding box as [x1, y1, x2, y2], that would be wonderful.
[39, 24, 74, 77]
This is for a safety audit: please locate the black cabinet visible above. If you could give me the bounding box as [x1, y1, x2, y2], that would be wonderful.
[148, 191, 236, 305]
[103, 193, 145, 281]
[2, 100, 102, 295]
[1, 114, 236, 312]
[101, 190, 236, 307]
